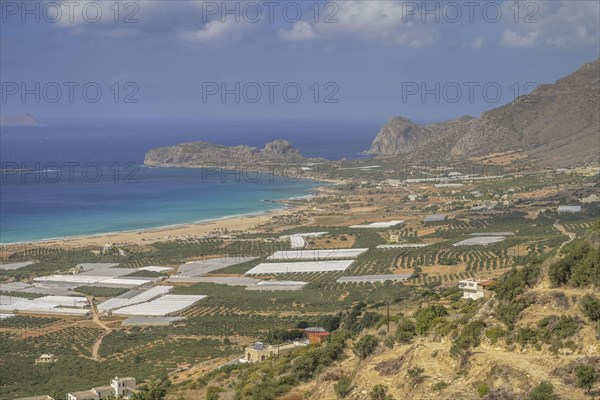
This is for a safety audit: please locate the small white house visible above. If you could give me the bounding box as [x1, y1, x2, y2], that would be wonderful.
[67, 377, 136, 400]
[458, 280, 490, 300]
[35, 354, 58, 364]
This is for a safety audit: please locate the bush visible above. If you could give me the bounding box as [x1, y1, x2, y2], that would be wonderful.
[395, 318, 416, 343]
[549, 240, 599, 287]
[384, 336, 395, 349]
[415, 305, 448, 335]
[496, 300, 529, 328]
[432, 381, 448, 392]
[334, 375, 352, 398]
[485, 327, 506, 344]
[370, 384, 394, 400]
[495, 263, 540, 301]
[575, 364, 597, 394]
[477, 383, 490, 397]
[451, 320, 486, 359]
[526, 381, 558, 400]
[407, 367, 425, 387]
[206, 386, 223, 400]
[580, 294, 600, 322]
[353, 334, 379, 359]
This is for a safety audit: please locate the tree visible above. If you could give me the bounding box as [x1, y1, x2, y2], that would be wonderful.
[334, 375, 353, 398]
[575, 364, 597, 394]
[395, 318, 416, 343]
[132, 379, 167, 400]
[415, 305, 448, 335]
[292, 354, 316, 380]
[370, 384, 394, 400]
[352, 334, 379, 359]
[527, 381, 558, 400]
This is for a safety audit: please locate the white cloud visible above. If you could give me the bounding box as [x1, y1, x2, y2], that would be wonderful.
[278, 22, 317, 41]
[499, 1, 599, 48]
[301, 1, 441, 47]
[500, 30, 539, 48]
[178, 20, 245, 43]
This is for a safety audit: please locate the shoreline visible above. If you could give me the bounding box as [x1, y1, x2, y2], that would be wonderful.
[0, 185, 334, 249]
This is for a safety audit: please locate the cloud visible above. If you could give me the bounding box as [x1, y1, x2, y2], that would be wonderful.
[278, 22, 317, 41]
[499, 1, 599, 48]
[500, 30, 539, 48]
[296, 1, 442, 47]
[178, 20, 246, 43]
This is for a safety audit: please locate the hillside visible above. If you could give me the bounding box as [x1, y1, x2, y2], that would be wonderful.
[166, 223, 600, 400]
[369, 58, 600, 167]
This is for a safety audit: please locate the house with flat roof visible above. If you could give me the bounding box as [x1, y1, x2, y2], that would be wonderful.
[35, 354, 58, 364]
[67, 377, 136, 400]
[67, 390, 98, 400]
[111, 377, 136, 397]
[458, 279, 492, 300]
[244, 342, 279, 363]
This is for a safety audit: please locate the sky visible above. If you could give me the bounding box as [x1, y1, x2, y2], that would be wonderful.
[1, 0, 599, 122]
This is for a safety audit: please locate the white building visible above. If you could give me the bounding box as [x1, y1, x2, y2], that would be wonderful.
[67, 377, 136, 400]
[458, 280, 490, 300]
[35, 354, 58, 364]
[557, 205, 582, 213]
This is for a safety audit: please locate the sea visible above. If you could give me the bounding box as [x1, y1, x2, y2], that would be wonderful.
[0, 119, 381, 243]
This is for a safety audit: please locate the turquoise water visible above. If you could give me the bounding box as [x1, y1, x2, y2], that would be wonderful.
[0, 119, 378, 243]
[0, 166, 322, 243]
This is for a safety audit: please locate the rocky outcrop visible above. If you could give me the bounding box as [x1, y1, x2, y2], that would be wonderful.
[144, 140, 320, 168]
[370, 58, 600, 166]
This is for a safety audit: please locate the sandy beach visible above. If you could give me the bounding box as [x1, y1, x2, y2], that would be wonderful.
[0, 209, 294, 251]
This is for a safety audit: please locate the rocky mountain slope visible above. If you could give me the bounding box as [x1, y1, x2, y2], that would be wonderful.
[144, 140, 321, 168]
[370, 58, 600, 167]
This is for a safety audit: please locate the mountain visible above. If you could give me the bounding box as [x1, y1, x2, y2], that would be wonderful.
[0, 113, 39, 126]
[370, 58, 600, 167]
[144, 140, 322, 168]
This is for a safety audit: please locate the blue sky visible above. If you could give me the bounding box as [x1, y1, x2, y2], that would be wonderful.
[1, 0, 599, 122]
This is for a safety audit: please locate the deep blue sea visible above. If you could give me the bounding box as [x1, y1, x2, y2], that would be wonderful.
[0, 119, 380, 243]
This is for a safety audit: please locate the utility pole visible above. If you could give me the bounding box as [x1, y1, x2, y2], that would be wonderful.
[387, 299, 390, 334]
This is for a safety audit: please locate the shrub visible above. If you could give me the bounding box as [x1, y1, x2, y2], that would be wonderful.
[415, 305, 448, 335]
[580, 294, 600, 322]
[384, 336, 395, 349]
[370, 384, 394, 400]
[477, 383, 490, 397]
[206, 386, 223, 400]
[485, 327, 506, 344]
[334, 375, 353, 398]
[432, 381, 449, 392]
[575, 364, 597, 394]
[495, 263, 540, 301]
[526, 381, 557, 400]
[496, 300, 529, 328]
[395, 318, 416, 343]
[549, 240, 599, 287]
[353, 334, 379, 359]
[407, 367, 425, 387]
